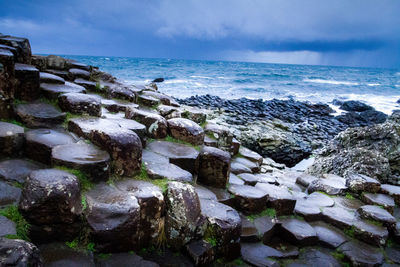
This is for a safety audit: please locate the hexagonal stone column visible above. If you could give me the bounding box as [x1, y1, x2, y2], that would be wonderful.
[125, 108, 168, 139]
[58, 93, 101, 116]
[18, 169, 82, 242]
[167, 118, 205, 146]
[85, 183, 140, 252]
[14, 63, 40, 101]
[198, 146, 231, 188]
[165, 182, 206, 249]
[0, 122, 24, 158]
[115, 180, 165, 248]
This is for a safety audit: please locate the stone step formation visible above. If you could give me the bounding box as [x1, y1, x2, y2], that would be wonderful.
[0, 34, 400, 267]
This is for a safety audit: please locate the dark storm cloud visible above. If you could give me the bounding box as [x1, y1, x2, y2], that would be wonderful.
[0, 0, 399, 67]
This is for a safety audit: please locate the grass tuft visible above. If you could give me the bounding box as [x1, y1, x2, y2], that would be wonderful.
[0, 205, 30, 241]
[163, 135, 200, 151]
[246, 208, 276, 222]
[345, 193, 355, 200]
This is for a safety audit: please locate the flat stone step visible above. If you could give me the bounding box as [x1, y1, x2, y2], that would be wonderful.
[0, 122, 24, 157]
[381, 184, 400, 205]
[0, 159, 43, 184]
[255, 183, 296, 215]
[287, 249, 341, 267]
[39, 243, 95, 267]
[232, 157, 260, 173]
[147, 141, 199, 174]
[358, 205, 396, 226]
[296, 173, 318, 187]
[230, 161, 252, 174]
[228, 184, 268, 214]
[279, 218, 318, 246]
[0, 215, 16, 237]
[167, 118, 205, 146]
[307, 176, 347, 195]
[338, 240, 384, 266]
[45, 69, 70, 80]
[361, 193, 395, 214]
[241, 243, 293, 267]
[253, 216, 277, 244]
[352, 219, 388, 247]
[138, 94, 160, 107]
[39, 72, 65, 84]
[321, 206, 357, 229]
[346, 172, 381, 193]
[58, 92, 101, 116]
[229, 173, 245, 185]
[310, 221, 347, 249]
[40, 82, 86, 99]
[239, 146, 263, 166]
[95, 252, 159, 267]
[142, 150, 193, 182]
[109, 118, 147, 146]
[0, 180, 21, 207]
[74, 78, 96, 90]
[26, 128, 76, 164]
[69, 68, 90, 79]
[52, 143, 111, 181]
[142, 90, 177, 106]
[102, 99, 139, 113]
[16, 103, 66, 128]
[85, 183, 140, 252]
[241, 216, 260, 242]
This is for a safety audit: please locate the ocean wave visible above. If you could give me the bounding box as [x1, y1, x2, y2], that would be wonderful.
[303, 78, 359, 86]
[190, 75, 212, 79]
[367, 83, 380, 86]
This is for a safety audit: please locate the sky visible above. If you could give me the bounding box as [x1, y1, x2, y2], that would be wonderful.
[0, 0, 399, 68]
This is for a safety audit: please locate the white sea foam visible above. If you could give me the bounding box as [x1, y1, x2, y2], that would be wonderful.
[367, 83, 380, 86]
[303, 78, 359, 86]
[190, 75, 211, 79]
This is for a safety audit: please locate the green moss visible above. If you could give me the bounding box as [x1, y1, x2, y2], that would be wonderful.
[246, 208, 276, 222]
[343, 226, 356, 238]
[97, 253, 112, 260]
[365, 219, 383, 227]
[12, 181, 24, 189]
[204, 225, 218, 247]
[345, 193, 355, 200]
[316, 191, 333, 197]
[39, 97, 58, 107]
[87, 242, 96, 252]
[0, 205, 30, 241]
[163, 136, 200, 151]
[81, 195, 87, 212]
[0, 119, 24, 127]
[13, 99, 27, 105]
[134, 163, 168, 193]
[331, 251, 345, 261]
[55, 166, 94, 192]
[65, 238, 79, 249]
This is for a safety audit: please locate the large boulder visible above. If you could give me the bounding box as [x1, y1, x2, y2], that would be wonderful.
[58, 93, 101, 116]
[308, 113, 400, 184]
[0, 35, 32, 64]
[18, 169, 82, 242]
[197, 146, 230, 188]
[165, 182, 206, 249]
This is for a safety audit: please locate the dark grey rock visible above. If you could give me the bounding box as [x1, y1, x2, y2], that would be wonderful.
[0, 159, 42, 184]
[40, 82, 86, 99]
[198, 146, 231, 188]
[39, 242, 94, 267]
[58, 92, 101, 116]
[0, 215, 16, 237]
[310, 221, 347, 248]
[0, 122, 24, 158]
[255, 183, 296, 215]
[0, 237, 42, 266]
[279, 218, 318, 246]
[0, 181, 21, 207]
[168, 118, 205, 146]
[16, 103, 66, 128]
[228, 184, 268, 214]
[338, 240, 384, 266]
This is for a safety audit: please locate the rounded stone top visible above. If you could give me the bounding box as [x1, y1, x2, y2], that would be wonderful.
[0, 122, 24, 136]
[26, 128, 76, 147]
[52, 143, 110, 164]
[115, 179, 164, 201]
[228, 184, 268, 199]
[28, 169, 78, 187]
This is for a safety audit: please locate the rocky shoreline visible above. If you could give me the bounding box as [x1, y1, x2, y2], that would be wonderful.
[1, 33, 400, 267]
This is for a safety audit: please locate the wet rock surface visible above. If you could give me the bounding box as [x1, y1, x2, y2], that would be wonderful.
[16, 102, 66, 128]
[85, 183, 140, 252]
[2, 35, 400, 266]
[0, 237, 42, 267]
[52, 143, 111, 181]
[26, 128, 76, 164]
[0, 122, 24, 157]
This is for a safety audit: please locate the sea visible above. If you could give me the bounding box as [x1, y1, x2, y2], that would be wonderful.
[62, 55, 400, 115]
